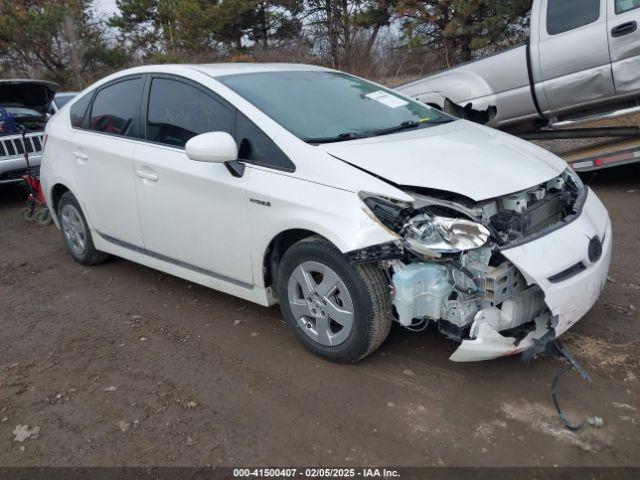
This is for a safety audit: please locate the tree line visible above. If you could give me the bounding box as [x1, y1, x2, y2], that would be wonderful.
[0, 0, 530, 89]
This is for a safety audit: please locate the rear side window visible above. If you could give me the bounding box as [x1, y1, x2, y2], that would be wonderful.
[89, 77, 144, 137]
[547, 0, 600, 35]
[616, 0, 640, 13]
[70, 93, 92, 128]
[235, 112, 294, 171]
[146, 78, 233, 148]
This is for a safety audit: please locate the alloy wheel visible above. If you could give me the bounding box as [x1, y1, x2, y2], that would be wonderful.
[287, 261, 355, 346]
[60, 204, 87, 257]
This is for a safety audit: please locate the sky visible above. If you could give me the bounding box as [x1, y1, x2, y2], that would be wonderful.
[93, 0, 119, 16]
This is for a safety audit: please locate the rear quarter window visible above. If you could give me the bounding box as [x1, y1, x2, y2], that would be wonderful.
[89, 77, 145, 138]
[69, 93, 92, 128]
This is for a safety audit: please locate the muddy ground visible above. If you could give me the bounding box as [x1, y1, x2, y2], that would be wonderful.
[0, 165, 639, 467]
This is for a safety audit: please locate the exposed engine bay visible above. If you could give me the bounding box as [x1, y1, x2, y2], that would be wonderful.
[0, 107, 47, 136]
[356, 169, 588, 360]
[0, 80, 56, 137]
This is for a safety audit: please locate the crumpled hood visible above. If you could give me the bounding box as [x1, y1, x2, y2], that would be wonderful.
[321, 120, 566, 201]
[0, 80, 57, 115]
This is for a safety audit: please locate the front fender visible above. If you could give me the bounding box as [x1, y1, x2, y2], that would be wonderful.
[396, 70, 494, 107]
[395, 72, 499, 126]
[246, 168, 398, 289]
[412, 92, 447, 110]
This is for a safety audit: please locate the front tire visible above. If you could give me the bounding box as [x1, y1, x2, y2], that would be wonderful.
[58, 192, 109, 266]
[276, 236, 393, 363]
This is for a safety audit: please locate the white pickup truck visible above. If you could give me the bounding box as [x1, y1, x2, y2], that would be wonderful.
[396, 0, 640, 133]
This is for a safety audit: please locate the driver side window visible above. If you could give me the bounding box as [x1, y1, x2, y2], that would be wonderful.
[546, 0, 600, 35]
[145, 77, 233, 148]
[89, 77, 144, 138]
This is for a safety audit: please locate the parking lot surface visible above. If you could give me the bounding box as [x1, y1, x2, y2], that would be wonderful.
[0, 165, 639, 467]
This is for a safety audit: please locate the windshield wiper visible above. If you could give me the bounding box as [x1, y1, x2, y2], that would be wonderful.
[303, 118, 455, 144]
[370, 118, 454, 137]
[303, 131, 372, 144]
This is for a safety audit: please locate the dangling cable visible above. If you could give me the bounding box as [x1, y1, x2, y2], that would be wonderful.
[548, 339, 603, 431]
[404, 319, 430, 332]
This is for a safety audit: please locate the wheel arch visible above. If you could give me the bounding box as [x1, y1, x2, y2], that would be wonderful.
[262, 229, 329, 293]
[414, 92, 447, 110]
[50, 183, 71, 216]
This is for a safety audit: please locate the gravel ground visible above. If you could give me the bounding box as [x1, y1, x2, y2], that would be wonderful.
[0, 164, 639, 467]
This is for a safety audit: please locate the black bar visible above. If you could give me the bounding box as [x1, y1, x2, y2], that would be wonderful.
[520, 126, 640, 140]
[0, 467, 640, 480]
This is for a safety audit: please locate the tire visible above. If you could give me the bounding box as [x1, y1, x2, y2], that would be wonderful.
[57, 192, 109, 266]
[21, 207, 35, 222]
[276, 236, 393, 363]
[35, 208, 53, 226]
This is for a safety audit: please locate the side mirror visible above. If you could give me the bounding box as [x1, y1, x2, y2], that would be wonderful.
[185, 131, 238, 163]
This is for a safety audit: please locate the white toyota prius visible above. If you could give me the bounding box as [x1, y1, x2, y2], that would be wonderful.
[41, 63, 612, 363]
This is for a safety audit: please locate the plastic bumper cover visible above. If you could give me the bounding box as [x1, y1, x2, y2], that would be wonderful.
[450, 188, 612, 362]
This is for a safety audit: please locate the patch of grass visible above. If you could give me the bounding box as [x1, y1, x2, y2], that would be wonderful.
[563, 332, 639, 371]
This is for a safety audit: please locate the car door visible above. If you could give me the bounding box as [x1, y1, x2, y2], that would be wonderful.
[533, 0, 614, 112]
[133, 75, 254, 286]
[607, 0, 640, 94]
[71, 76, 145, 248]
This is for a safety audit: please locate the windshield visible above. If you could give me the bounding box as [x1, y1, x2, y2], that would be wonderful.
[1, 107, 42, 118]
[54, 94, 76, 108]
[218, 71, 454, 143]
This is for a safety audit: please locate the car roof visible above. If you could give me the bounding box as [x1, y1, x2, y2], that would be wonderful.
[85, 63, 337, 93]
[189, 63, 332, 77]
[112, 63, 330, 80]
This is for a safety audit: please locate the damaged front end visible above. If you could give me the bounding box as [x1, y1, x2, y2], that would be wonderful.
[355, 168, 611, 362]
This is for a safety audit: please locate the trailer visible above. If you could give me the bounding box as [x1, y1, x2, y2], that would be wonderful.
[560, 138, 640, 172]
[524, 131, 640, 173]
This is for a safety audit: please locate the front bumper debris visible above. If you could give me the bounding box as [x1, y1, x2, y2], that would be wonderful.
[450, 189, 612, 362]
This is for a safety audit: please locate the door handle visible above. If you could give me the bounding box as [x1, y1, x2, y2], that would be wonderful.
[136, 170, 158, 182]
[73, 151, 88, 162]
[612, 21, 637, 37]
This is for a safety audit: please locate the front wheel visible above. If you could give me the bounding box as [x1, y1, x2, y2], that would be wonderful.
[276, 236, 393, 363]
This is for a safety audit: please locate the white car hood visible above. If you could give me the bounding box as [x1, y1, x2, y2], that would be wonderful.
[320, 120, 566, 201]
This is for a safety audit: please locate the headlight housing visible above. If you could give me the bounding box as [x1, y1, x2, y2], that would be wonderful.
[359, 193, 413, 232]
[403, 213, 490, 256]
[564, 167, 584, 192]
[360, 193, 491, 256]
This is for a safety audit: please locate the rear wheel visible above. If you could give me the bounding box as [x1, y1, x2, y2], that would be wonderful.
[58, 192, 109, 265]
[277, 236, 393, 363]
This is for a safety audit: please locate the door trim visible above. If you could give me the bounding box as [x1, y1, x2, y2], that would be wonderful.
[96, 231, 253, 290]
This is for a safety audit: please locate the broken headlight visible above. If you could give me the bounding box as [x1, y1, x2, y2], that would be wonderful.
[564, 167, 584, 192]
[359, 193, 413, 232]
[403, 213, 490, 256]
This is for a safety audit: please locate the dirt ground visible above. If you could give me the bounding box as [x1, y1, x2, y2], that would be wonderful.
[0, 164, 639, 468]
